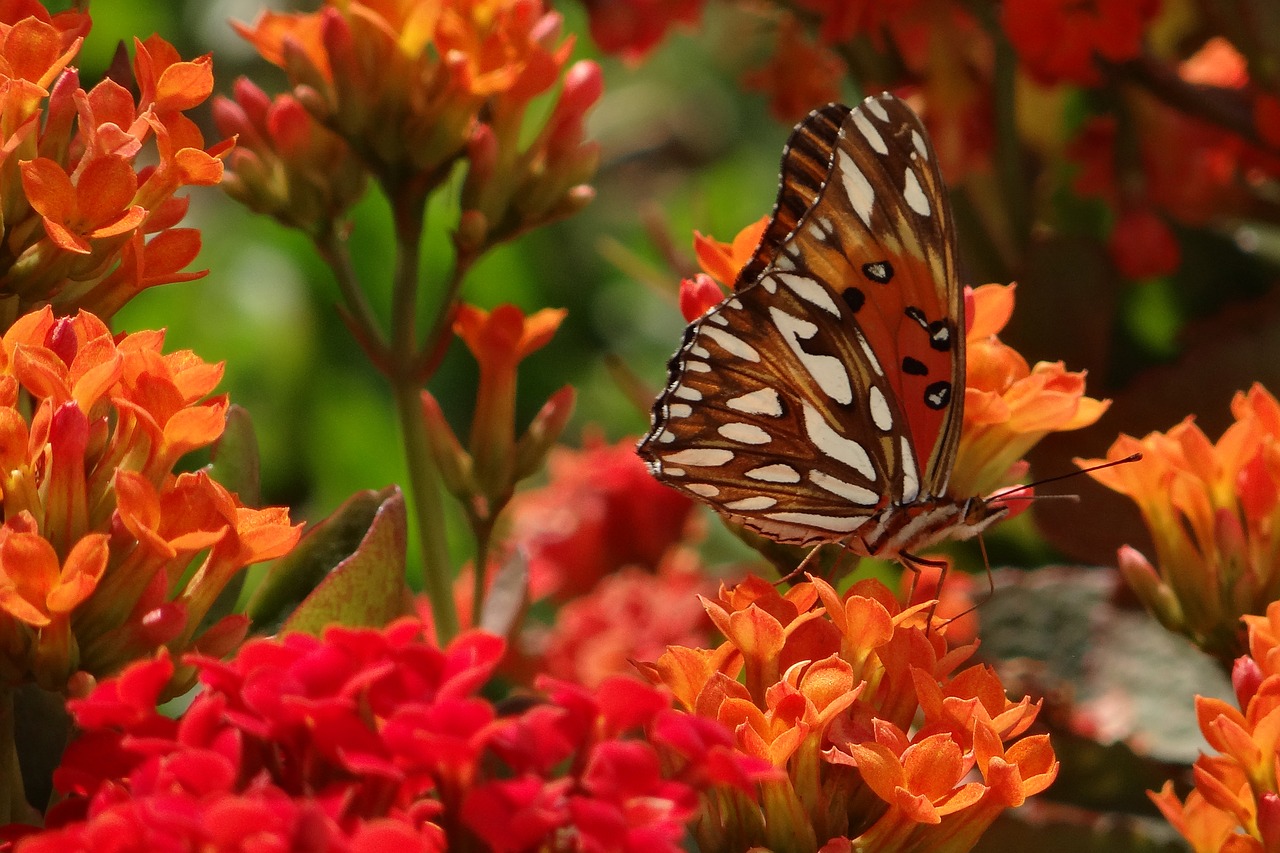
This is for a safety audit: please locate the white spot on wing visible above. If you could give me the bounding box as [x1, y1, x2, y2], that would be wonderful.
[708, 313, 729, 326]
[718, 423, 772, 445]
[686, 483, 720, 498]
[673, 385, 702, 401]
[685, 361, 711, 373]
[726, 388, 783, 417]
[802, 402, 875, 480]
[657, 430, 675, 443]
[852, 111, 887, 154]
[911, 129, 928, 160]
[869, 387, 893, 431]
[839, 149, 875, 228]
[776, 273, 841, 316]
[665, 467, 685, 476]
[690, 345, 710, 358]
[663, 448, 734, 467]
[810, 470, 880, 507]
[769, 308, 853, 405]
[900, 434, 920, 503]
[865, 97, 890, 122]
[765, 511, 864, 533]
[725, 496, 777, 511]
[746, 464, 801, 483]
[667, 404, 692, 418]
[701, 326, 760, 362]
[903, 168, 930, 216]
[854, 328, 884, 376]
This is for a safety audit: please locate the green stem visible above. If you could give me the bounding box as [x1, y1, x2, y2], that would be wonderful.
[394, 378, 458, 641]
[387, 197, 459, 641]
[317, 224, 387, 356]
[470, 517, 493, 629]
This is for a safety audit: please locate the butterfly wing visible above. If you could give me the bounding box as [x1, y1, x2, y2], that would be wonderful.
[637, 93, 965, 546]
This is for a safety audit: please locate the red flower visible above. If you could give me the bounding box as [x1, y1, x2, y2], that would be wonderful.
[539, 553, 716, 687]
[743, 15, 846, 122]
[509, 436, 695, 599]
[1001, 0, 1160, 86]
[1108, 207, 1181, 280]
[581, 0, 705, 62]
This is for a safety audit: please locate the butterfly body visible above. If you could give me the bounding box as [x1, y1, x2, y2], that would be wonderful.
[637, 93, 1007, 561]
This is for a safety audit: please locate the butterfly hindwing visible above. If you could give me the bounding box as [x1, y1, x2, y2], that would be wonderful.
[638, 93, 964, 546]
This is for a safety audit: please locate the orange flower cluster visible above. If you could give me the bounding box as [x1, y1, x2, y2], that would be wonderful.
[1081, 383, 1280, 662]
[233, 0, 599, 251]
[639, 575, 1057, 852]
[952, 283, 1110, 498]
[0, 7, 229, 321]
[1151, 601, 1280, 851]
[0, 309, 299, 696]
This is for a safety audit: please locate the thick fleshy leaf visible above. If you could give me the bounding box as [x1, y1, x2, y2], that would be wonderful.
[248, 486, 410, 636]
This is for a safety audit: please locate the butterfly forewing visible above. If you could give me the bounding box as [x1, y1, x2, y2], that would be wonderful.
[638, 93, 965, 547]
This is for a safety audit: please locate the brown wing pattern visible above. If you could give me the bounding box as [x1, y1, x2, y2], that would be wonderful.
[638, 93, 964, 546]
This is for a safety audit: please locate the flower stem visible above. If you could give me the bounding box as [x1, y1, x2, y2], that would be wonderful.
[388, 197, 458, 641]
[394, 378, 458, 641]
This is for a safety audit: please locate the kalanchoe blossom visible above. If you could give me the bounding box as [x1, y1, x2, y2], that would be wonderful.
[1149, 600, 1280, 851]
[421, 303, 575, 540]
[507, 435, 695, 600]
[213, 78, 368, 239]
[1000, 0, 1161, 86]
[21, 618, 773, 852]
[0, 308, 299, 695]
[580, 0, 705, 62]
[638, 574, 1057, 852]
[952, 283, 1110, 498]
[1080, 383, 1280, 662]
[235, 0, 599, 241]
[0, 21, 230, 322]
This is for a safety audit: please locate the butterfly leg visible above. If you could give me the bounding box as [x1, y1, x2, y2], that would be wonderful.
[775, 542, 832, 586]
[899, 550, 950, 630]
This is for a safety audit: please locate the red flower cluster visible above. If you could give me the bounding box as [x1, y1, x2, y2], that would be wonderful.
[0, 8, 229, 318]
[1001, 0, 1160, 85]
[509, 436, 695, 600]
[18, 619, 773, 852]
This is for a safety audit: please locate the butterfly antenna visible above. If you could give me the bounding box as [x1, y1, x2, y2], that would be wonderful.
[940, 531, 994, 631]
[987, 452, 1143, 504]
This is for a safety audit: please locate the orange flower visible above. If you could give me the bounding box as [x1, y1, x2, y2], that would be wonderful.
[236, 0, 599, 238]
[1080, 383, 1280, 662]
[640, 573, 1054, 851]
[0, 308, 299, 696]
[952, 283, 1109, 498]
[0, 24, 227, 321]
[1148, 601, 1280, 851]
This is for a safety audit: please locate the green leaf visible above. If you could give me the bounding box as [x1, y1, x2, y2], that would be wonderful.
[208, 404, 262, 507]
[246, 486, 411, 636]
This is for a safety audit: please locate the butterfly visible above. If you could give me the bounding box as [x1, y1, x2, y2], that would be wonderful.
[637, 93, 1008, 565]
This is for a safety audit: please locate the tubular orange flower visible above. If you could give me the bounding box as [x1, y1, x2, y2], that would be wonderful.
[951, 283, 1110, 498]
[236, 0, 599, 239]
[0, 24, 228, 322]
[1148, 600, 1280, 851]
[639, 573, 1055, 852]
[0, 308, 299, 696]
[1079, 383, 1280, 662]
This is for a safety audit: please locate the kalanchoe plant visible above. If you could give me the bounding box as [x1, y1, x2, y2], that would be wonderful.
[0, 11, 229, 325]
[220, 0, 602, 640]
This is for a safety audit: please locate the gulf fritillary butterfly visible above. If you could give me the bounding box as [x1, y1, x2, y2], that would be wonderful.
[637, 93, 1008, 564]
